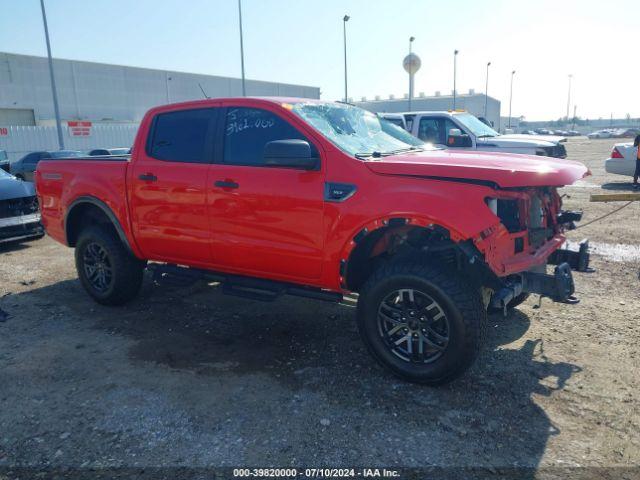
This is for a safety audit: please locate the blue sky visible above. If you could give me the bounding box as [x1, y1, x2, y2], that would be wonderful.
[1, 0, 638, 120]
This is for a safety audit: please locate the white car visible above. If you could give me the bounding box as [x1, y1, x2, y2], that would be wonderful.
[605, 143, 638, 177]
[587, 130, 613, 139]
[380, 111, 568, 158]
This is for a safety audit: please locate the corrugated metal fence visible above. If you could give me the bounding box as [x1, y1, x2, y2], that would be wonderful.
[0, 124, 139, 162]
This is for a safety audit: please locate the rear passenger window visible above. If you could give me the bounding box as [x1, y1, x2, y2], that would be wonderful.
[223, 107, 308, 166]
[149, 108, 216, 163]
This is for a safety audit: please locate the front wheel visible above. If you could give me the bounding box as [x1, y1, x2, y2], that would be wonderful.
[357, 261, 486, 385]
[75, 225, 145, 305]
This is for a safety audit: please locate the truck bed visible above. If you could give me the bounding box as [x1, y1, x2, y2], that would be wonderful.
[35, 157, 131, 246]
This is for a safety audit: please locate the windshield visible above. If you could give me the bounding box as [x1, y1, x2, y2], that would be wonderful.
[50, 150, 82, 158]
[291, 102, 437, 158]
[454, 113, 500, 138]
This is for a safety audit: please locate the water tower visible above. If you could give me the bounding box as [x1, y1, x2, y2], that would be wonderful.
[403, 52, 421, 111]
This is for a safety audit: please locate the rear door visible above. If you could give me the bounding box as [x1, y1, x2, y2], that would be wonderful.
[128, 106, 219, 265]
[207, 105, 325, 281]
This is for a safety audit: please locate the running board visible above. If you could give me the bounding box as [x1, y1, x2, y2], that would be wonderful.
[147, 263, 343, 303]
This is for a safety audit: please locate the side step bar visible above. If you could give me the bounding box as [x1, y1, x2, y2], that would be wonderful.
[148, 263, 343, 303]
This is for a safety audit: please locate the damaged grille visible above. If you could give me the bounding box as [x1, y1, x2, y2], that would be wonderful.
[496, 199, 522, 233]
[0, 196, 39, 219]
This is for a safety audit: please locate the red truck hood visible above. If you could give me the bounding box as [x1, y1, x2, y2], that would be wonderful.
[364, 150, 589, 188]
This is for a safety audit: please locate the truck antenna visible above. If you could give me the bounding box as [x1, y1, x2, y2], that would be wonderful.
[198, 83, 210, 99]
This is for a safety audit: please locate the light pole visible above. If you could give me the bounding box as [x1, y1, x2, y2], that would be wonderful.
[408, 36, 415, 111]
[343, 15, 350, 102]
[508, 70, 516, 129]
[238, 0, 246, 96]
[484, 61, 491, 119]
[566, 74, 573, 122]
[453, 49, 459, 109]
[39, 0, 64, 150]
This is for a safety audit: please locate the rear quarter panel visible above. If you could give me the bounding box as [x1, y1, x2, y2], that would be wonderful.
[35, 159, 134, 251]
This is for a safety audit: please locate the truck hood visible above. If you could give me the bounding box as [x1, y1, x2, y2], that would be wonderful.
[476, 136, 556, 149]
[0, 175, 36, 200]
[500, 133, 567, 144]
[364, 150, 589, 188]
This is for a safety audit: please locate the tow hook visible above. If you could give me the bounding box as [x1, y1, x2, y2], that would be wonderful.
[490, 262, 579, 314]
[522, 263, 579, 304]
[548, 239, 594, 273]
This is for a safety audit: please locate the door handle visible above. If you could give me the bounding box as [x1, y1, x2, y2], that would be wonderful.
[214, 180, 239, 189]
[138, 173, 157, 182]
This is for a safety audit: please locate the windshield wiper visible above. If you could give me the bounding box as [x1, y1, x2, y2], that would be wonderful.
[355, 151, 382, 159]
[380, 146, 425, 156]
[476, 134, 496, 138]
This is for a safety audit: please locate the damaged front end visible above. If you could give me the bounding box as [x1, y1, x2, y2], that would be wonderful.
[471, 186, 592, 310]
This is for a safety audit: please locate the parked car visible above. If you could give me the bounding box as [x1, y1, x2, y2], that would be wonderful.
[380, 111, 568, 158]
[0, 167, 44, 244]
[587, 130, 613, 139]
[0, 150, 9, 173]
[605, 143, 638, 177]
[566, 130, 581, 137]
[10, 150, 82, 181]
[611, 128, 640, 138]
[520, 130, 538, 135]
[534, 128, 554, 135]
[88, 148, 131, 156]
[36, 97, 591, 385]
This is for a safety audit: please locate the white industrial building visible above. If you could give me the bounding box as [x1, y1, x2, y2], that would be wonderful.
[0, 52, 320, 126]
[354, 91, 502, 131]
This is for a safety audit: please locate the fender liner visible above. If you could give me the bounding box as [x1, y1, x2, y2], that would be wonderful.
[64, 196, 134, 254]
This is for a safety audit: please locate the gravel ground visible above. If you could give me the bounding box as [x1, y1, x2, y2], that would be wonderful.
[0, 138, 638, 476]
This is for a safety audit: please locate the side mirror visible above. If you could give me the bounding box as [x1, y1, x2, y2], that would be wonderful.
[263, 139, 318, 170]
[447, 129, 472, 147]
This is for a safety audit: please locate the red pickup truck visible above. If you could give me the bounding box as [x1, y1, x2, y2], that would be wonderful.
[36, 97, 591, 385]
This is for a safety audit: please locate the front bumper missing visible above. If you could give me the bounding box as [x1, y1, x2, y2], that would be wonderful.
[491, 262, 578, 312]
[490, 239, 592, 311]
[548, 238, 593, 272]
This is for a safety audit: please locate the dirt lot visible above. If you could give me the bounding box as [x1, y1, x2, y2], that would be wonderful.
[0, 138, 638, 476]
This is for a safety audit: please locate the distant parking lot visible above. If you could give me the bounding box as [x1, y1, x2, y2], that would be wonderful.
[0, 138, 638, 474]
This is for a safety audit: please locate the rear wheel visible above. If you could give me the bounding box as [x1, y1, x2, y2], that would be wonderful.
[75, 225, 145, 305]
[357, 260, 486, 385]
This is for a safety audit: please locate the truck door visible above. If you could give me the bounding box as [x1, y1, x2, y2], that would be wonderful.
[128, 106, 219, 265]
[416, 116, 466, 148]
[207, 106, 325, 281]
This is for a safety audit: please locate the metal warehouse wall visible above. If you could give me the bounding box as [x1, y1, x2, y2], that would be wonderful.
[0, 125, 138, 162]
[0, 52, 320, 124]
[355, 94, 502, 131]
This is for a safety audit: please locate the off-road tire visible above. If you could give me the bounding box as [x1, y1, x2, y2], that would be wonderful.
[357, 260, 486, 385]
[75, 225, 145, 305]
[488, 292, 531, 313]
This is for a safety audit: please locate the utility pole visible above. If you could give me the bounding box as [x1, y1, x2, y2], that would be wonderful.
[408, 36, 415, 111]
[507, 70, 516, 128]
[238, 0, 246, 96]
[343, 15, 350, 102]
[508, 70, 516, 129]
[453, 49, 459, 109]
[40, 0, 64, 150]
[484, 61, 491, 119]
[566, 74, 573, 121]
